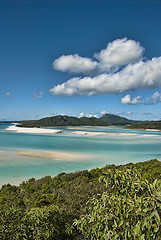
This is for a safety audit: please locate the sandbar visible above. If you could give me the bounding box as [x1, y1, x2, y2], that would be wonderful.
[6, 125, 62, 134]
[145, 129, 160, 132]
[72, 131, 137, 137]
[16, 150, 91, 161]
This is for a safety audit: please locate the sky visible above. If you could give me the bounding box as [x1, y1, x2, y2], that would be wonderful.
[1, 0, 161, 121]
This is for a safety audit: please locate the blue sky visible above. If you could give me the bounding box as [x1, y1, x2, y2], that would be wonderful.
[1, 0, 161, 121]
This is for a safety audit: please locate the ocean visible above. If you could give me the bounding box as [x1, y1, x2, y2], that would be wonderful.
[0, 123, 161, 186]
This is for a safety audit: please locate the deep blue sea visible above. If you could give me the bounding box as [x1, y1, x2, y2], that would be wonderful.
[0, 123, 161, 186]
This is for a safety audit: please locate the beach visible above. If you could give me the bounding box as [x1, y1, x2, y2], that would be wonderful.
[6, 124, 62, 134]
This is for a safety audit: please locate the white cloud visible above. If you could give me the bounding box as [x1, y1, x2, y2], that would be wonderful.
[50, 57, 161, 96]
[94, 38, 144, 72]
[121, 91, 161, 105]
[5, 92, 11, 96]
[145, 91, 161, 104]
[2, 91, 15, 100]
[116, 111, 135, 116]
[78, 111, 108, 118]
[50, 38, 161, 96]
[86, 113, 94, 118]
[86, 113, 99, 118]
[100, 110, 109, 115]
[121, 95, 131, 104]
[127, 111, 133, 115]
[53, 54, 98, 74]
[53, 38, 144, 75]
[33, 91, 43, 98]
[121, 95, 143, 105]
[78, 112, 84, 118]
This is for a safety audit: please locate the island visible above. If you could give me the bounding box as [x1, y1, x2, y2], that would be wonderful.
[16, 114, 139, 128]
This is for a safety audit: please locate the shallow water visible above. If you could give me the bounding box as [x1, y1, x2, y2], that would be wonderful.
[0, 123, 161, 186]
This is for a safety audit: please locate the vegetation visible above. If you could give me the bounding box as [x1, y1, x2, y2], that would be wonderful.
[127, 120, 161, 130]
[18, 115, 109, 127]
[0, 159, 161, 239]
[100, 113, 140, 125]
[17, 114, 141, 128]
[75, 168, 161, 239]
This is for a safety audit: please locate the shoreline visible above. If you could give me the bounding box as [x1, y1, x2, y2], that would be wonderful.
[5, 124, 161, 137]
[5, 124, 62, 134]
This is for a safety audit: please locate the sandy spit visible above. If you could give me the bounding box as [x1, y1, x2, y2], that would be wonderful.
[16, 150, 90, 161]
[6, 125, 62, 134]
[72, 131, 137, 137]
[145, 129, 160, 132]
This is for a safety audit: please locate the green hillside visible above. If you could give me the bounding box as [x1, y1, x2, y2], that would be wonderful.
[17, 114, 142, 128]
[18, 115, 109, 127]
[100, 113, 138, 125]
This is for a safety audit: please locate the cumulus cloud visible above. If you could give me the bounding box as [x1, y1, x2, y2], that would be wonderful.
[78, 111, 109, 118]
[94, 38, 144, 72]
[85, 112, 100, 118]
[121, 91, 161, 105]
[50, 57, 161, 96]
[33, 91, 43, 98]
[121, 95, 143, 105]
[53, 54, 98, 74]
[100, 110, 109, 115]
[53, 38, 144, 75]
[50, 38, 161, 96]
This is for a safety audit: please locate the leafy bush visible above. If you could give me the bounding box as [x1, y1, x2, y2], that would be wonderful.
[0, 160, 161, 239]
[0, 206, 71, 240]
[75, 168, 161, 239]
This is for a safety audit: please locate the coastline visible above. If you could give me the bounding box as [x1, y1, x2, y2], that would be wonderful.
[6, 124, 62, 134]
[5, 124, 161, 137]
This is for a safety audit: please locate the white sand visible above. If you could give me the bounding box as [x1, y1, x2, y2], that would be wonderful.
[6, 124, 62, 134]
[72, 131, 137, 137]
[145, 129, 160, 132]
[16, 149, 91, 161]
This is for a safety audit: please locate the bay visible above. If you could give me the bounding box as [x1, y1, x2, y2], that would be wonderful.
[0, 123, 161, 186]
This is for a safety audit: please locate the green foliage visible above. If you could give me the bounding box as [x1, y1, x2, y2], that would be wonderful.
[100, 113, 138, 125]
[0, 159, 161, 239]
[75, 168, 161, 239]
[127, 120, 161, 130]
[0, 206, 71, 240]
[19, 115, 108, 127]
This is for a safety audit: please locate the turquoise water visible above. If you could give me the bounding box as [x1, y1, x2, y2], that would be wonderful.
[0, 123, 161, 186]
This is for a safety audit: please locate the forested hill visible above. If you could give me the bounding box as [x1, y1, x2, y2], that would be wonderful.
[17, 114, 141, 127]
[126, 120, 161, 130]
[100, 113, 139, 125]
[18, 115, 109, 127]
